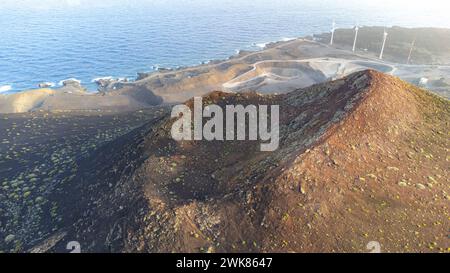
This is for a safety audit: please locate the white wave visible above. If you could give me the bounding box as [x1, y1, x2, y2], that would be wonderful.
[200, 60, 211, 65]
[91, 76, 114, 83]
[254, 42, 268, 49]
[252, 37, 296, 50]
[117, 77, 130, 82]
[0, 85, 12, 93]
[58, 78, 81, 86]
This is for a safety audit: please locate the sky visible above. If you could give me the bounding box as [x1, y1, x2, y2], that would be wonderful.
[1, 0, 450, 10]
[0, 0, 449, 26]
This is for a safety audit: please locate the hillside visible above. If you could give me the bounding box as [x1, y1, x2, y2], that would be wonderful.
[0, 85, 163, 114]
[10, 70, 449, 253]
[315, 26, 450, 64]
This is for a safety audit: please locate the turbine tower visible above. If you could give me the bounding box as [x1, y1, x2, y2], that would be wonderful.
[330, 20, 336, 45]
[379, 29, 388, 59]
[407, 38, 416, 64]
[352, 25, 359, 52]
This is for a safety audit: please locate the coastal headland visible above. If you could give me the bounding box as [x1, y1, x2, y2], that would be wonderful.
[1, 26, 449, 114]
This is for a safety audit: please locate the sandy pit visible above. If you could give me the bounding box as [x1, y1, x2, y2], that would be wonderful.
[222, 58, 395, 93]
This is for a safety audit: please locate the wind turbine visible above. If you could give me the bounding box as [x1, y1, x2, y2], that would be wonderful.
[352, 25, 359, 52]
[407, 38, 416, 64]
[330, 20, 336, 45]
[379, 29, 388, 59]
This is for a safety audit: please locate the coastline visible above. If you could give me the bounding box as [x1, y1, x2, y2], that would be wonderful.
[1, 35, 303, 95]
[4, 25, 449, 95]
[1, 26, 449, 113]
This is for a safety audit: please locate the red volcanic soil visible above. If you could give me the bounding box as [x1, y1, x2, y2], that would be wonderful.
[26, 70, 449, 253]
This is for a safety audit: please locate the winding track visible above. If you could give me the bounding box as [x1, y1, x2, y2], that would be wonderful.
[222, 58, 397, 89]
[221, 39, 450, 93]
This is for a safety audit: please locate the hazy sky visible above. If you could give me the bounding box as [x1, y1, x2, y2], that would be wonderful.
[0, 0, 449, 25]
[1, 0, 449, 10]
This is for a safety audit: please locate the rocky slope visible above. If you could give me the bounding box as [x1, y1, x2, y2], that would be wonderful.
[17, 70, 450, 253]
[315, 26, 450, 64]
[0, 83, 162, 114]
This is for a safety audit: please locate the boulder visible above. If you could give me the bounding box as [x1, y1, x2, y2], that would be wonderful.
[94, 78, 129, 93]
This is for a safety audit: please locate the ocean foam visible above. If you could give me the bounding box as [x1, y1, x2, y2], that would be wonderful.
[254, 42, 268, 49]
[0, 85, 12, 93]
[91, 76, 114, 83]
[252, 37, 296, 50]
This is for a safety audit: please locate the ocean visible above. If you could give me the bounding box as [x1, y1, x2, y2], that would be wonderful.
[0, 0, 448, 93]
